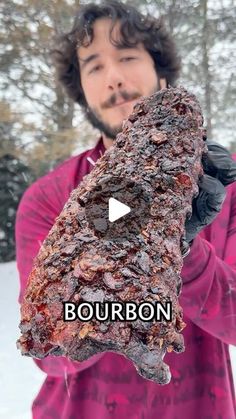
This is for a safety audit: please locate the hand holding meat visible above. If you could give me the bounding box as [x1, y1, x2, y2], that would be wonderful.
[184, 141, 236, 245]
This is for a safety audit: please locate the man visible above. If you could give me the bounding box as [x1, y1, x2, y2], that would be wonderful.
[15, 1, 236, 418]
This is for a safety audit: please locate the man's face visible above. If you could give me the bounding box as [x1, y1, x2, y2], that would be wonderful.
[78, 18, 166, 140]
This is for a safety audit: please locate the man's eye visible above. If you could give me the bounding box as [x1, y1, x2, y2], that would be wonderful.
[89, 65, 102, 74]
[121, 57, 136, 62]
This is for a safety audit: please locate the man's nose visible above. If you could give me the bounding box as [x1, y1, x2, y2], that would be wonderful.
[106, 65, 125, 91]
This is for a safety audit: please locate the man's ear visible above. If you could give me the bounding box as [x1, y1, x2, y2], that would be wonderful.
[160, 78, 167, 89]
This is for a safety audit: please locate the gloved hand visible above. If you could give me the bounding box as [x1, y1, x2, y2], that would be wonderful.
[181, 140, 236, 257]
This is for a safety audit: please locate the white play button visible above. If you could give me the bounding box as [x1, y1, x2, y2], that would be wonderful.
[109, 197, 131, 222]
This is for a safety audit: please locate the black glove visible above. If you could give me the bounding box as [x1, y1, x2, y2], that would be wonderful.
[201, 141, 236, 186]
[181, 140, 236, 257]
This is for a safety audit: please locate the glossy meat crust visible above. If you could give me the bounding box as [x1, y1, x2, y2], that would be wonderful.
[17, 87, 207, 384]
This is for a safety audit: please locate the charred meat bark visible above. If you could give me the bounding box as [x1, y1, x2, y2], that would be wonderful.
[17, 87, 207, 384]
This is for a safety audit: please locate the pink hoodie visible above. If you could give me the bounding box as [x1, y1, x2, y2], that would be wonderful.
[15, 137, 236, 419]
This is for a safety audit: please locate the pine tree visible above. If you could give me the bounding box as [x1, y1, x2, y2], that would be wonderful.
[0, 155, 34, 262]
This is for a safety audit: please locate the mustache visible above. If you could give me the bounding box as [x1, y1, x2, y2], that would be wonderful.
[101, 91, 141, 109]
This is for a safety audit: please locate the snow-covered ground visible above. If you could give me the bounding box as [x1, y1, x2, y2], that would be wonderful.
[1, 261, 236, 419]
[0, 262, 45, 419]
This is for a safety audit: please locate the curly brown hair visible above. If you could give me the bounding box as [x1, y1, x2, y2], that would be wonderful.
[51, 0, 181, 110]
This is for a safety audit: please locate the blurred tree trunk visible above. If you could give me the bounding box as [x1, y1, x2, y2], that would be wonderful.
[201, 0, 212, 139]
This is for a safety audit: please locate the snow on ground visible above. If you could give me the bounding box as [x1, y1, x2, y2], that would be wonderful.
[0, 261, 236, 419]
[0, 262, 45, 419]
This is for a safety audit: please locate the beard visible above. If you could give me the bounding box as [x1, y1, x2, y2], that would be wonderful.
[84, 106, 121, 140]
[83, 82, 160, 140]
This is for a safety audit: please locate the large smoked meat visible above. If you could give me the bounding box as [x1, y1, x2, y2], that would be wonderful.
[17, 87, 207, 384]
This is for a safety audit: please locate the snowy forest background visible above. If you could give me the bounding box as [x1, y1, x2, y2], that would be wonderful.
[0, 0, 236, 261]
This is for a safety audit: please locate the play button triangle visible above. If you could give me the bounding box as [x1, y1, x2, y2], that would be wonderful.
[109, 197, 131, 222]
